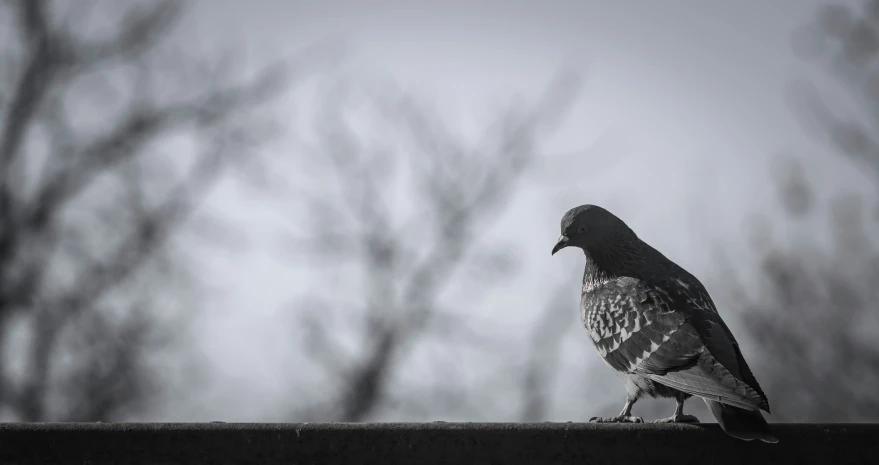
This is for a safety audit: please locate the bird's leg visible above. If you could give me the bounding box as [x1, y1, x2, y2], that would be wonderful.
[589, 399, 644, 423]
[652, 394, 700, 424]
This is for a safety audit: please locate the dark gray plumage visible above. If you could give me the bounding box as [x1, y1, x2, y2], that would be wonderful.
[551, 204, 777, 443]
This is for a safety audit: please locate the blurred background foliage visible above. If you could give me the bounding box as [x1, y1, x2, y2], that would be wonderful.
[730, 0, 879, 421]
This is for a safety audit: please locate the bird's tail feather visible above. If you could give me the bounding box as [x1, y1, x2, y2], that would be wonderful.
[704, 399, 778, 443]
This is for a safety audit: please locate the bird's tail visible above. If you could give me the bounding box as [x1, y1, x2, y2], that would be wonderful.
[704, 400, 778, 443]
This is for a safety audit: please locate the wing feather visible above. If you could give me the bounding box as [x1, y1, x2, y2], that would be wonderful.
[583, 275, 770, 412]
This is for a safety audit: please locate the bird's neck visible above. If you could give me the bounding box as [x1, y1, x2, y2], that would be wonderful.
[581, 238, 644, 292]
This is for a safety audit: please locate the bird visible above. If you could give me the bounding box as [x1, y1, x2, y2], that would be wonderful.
[551, 204, 777, 443]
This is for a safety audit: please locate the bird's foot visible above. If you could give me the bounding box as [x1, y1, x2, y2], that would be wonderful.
[589, 415, 644, 423]
[651, 414, 700, 424]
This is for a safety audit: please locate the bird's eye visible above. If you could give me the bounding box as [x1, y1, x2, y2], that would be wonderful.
[578, 226, 587, 233]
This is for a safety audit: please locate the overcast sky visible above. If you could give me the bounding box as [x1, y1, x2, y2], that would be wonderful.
[155, 0, 873, 421]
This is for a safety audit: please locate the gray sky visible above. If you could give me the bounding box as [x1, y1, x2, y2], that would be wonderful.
[161, 0, 872, 421]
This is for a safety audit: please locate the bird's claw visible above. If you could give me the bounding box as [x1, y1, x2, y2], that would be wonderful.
[652, 414, 700, 424]
[589, 415, 644, 423]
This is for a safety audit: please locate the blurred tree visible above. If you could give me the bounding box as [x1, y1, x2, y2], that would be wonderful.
[518, 285, 572, 422]
[284, 72, 583, 421]
[733, 0, 879, 421]
[0, 0, 290, 421]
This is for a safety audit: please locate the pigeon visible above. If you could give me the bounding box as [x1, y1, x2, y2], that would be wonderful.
[551, 204, 777, 443]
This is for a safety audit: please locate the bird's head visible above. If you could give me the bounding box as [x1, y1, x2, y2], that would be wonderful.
[551, 204, 636, 256]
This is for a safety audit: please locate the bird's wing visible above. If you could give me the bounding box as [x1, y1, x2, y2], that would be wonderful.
[585, 276, 769, 412]
[585, 277, 699, 375]
[662, 278, 771, 412]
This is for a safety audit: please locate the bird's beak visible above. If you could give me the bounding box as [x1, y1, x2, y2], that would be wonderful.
[551, 235, 569, 255]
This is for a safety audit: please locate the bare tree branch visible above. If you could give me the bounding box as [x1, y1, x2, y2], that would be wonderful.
[0, 0, 295, 421]
[286, 70, 582, 421]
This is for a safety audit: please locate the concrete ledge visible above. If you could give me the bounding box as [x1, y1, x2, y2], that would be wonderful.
[0, 422, 876, 465]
